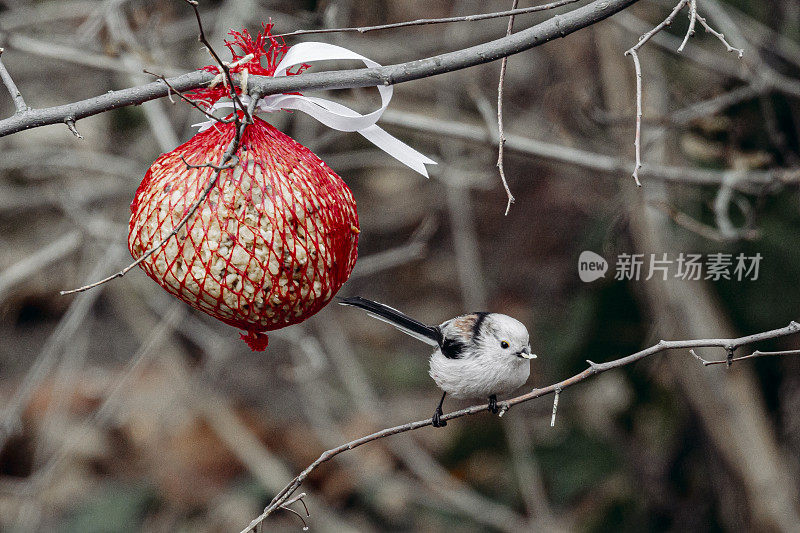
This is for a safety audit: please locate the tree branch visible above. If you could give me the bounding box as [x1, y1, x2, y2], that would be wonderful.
[0, 48, 28, 113]
[496, 0, 519, 216]
[623, 0, 743, 185]
[274, 0, 582, 37]
[376, 108, 800, 189]
[624, 0, 690, 186]
[692, 348, 800, 366]
[0, 0, 640, 138]
[241, 320, 800, 532]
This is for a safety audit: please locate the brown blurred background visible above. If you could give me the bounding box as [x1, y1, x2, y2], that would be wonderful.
[1, 0, 800, 531]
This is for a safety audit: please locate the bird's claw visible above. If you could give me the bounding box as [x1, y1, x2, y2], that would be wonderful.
[432, 407, 447, 428]
[488, 395, 499, 415]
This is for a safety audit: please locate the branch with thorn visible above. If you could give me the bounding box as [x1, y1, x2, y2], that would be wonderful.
[240, 321, 800, 532]
[624, 0, 744, 185]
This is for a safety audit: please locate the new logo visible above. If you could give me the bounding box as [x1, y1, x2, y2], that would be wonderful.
[579, 251, 608, 282]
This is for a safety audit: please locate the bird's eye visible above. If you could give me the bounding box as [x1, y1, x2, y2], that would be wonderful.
[500, 341, 510, 349]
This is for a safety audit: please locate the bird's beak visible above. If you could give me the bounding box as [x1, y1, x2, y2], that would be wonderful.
[518, 348, 537, 359]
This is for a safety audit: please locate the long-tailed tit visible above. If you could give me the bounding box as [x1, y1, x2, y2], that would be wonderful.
[339, 297, 536, 427]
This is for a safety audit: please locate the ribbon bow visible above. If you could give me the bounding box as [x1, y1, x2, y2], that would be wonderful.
[194, 42, 436, 177]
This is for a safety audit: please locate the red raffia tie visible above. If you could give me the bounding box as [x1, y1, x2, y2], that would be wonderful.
[187, 23, 308, 109]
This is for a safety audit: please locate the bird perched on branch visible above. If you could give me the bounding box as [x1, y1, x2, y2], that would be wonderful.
[339, 296, 536, 427]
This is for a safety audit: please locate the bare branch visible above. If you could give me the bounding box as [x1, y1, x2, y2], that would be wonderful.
[0, 0, 640, 138]
[279, 492, 310, 530]
[377, 108, 800, 189]
[696, 13, 744, 57]
[624, 0, 689, 185]
[142, 69, 235, 125]
[623, 0, 743, 185]
[241, 321, 800, 532]
[275, 0, 582, 37]
[626, 47, 644, 186]
[496, 0, 518, 216]
[550, 387, 561, 427]
[677, 0, 697, 53]
[181, 0, 250, 123]
[0, 48, 28, 113]
[692, 348, 800, 366]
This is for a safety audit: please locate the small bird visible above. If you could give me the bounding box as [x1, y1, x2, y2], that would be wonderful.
[339, 296, 536, 427]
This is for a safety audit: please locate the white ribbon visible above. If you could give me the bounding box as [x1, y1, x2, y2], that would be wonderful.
[193, 42, 436, 177]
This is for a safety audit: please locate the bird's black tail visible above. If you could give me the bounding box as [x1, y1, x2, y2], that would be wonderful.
[338, 296, 442, 346]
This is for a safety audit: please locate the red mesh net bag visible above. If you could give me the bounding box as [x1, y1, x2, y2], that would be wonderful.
[128, 26, 359, 351]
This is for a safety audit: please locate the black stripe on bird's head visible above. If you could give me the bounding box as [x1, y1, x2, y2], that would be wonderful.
[471, 312, 490, 340]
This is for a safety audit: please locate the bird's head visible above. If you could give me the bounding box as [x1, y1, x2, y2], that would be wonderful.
[480, 314, 535, 361]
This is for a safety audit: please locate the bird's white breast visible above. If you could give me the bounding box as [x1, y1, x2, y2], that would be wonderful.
[428, 349, 530, 399]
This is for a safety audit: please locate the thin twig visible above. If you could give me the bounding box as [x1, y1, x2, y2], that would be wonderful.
[550, 387, 560, 427]
[59, 94, 257, 296]
[279, 492, 310, 530]
[142, 69, 235, 124]
[691, 348, 800, 366]
[183, 0, 250, 123]
[0, 48, 28, 113]
[240, 321, 800, 532]
[64, 118, 82, 138]
[696, 14, 744, 57]
[496, 0, 518, 215]
[274, 0, 582, 37]
[60, 3, 260, 296]
[624, 0, 689, 186]
[623, 0, 744, 185]
[677, 0, 697, 53]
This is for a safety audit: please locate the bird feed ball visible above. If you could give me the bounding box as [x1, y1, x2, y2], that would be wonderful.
[128, 117, 359, 351]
